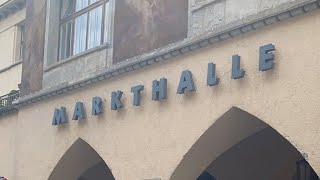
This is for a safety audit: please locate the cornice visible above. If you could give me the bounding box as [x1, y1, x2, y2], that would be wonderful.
[13, 1, 320, 109]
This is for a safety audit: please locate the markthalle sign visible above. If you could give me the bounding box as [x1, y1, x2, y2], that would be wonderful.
[52, 43, 276, 126]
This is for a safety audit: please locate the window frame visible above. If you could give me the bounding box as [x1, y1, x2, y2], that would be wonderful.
[58, 0, 109, 61]
[14, 21, 25, 62]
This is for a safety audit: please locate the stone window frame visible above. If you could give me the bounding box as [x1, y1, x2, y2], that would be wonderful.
[43, 0, 115, 71]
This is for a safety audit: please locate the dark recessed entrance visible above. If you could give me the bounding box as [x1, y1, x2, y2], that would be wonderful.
[48, 138, 115, 180]
[170, 107, 319, 180]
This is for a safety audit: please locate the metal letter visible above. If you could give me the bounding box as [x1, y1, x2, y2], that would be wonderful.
[259, 43, 275, 71]
[207, 63, 220, 86]
[72, 102, 85, 120]
[52, 107, 67, 126]
[131, 85, 144, 106]
[231, 55, 245, 79]
[177, 70, 196, 94]
[92, 97, 103, 115]
[111, 90, 124, 110]
[152, 78, 167, 101]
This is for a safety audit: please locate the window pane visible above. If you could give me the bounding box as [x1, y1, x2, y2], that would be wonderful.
[59, 21, 73, 60]
[104, 1, 109, 44]
[90, 0, 98, 4]
[20, 25, 25, 60]
[61, 0, 75, 19]
[73, 13, 88, 55]
[88, 5, 102, 49]
[76, 0, 89, 12]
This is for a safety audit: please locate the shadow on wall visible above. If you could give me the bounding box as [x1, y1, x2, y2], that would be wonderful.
[48, 138, 115, 180]
[170, 107, 319, 180]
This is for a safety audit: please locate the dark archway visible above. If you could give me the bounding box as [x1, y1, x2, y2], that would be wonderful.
[48, 138, 115, 180]
[170, 107, 319, 180]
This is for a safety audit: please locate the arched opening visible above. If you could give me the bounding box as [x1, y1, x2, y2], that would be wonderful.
[48, 138, 115, 180]
[170, 107, 319, 180]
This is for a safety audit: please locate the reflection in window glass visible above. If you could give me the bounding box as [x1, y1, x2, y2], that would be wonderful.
[104, 1, 109, 44]
[61, 0, 74, 19]
[59, 21, 73, 59]
[19, 24, 25, 61]
[59, 0, 110, 60]
[73, 14, 88, 55]
[88, 6, 102, 49]
[76, 0, 89, 12]
[90, 0, 98, 4]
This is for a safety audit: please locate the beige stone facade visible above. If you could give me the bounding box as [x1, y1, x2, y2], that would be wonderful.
[0, 7, 24, 94]
[1, 0, 320, 180]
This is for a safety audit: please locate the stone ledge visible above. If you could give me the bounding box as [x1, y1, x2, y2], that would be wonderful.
[13, 0, 320, 108]
[44, 44, 109, 72]
[0, 60, 22, 73]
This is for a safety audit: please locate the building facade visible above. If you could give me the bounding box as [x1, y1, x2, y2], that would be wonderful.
[0, 0, 320, 179]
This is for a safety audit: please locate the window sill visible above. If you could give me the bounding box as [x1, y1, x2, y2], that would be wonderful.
[44, 44, 109, 72]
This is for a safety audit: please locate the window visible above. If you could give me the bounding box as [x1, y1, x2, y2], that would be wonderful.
[59, 0, 110, 60]
[19, 24, 25, 61]
[15, 23, 25, 61]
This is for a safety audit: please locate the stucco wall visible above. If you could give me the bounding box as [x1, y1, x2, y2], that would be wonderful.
[0, 63, 22, 94]
[0, 113, 18, 180]
[0, 27, 15, 68]
[7, 9, 320, 180]
[0, 8, 25, 94]
[0, 8, 25, 69]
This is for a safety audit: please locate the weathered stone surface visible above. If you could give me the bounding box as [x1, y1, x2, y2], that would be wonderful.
[195, 0, 207, 4]
[20, 0, 46, 96]
[189, 1, 225, 37]
[225, 0, 295, 23]
[113, 0, 188, 63]
[43, 49, 107, 88]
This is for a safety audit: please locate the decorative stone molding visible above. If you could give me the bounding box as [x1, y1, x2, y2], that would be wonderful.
[13, 0, 320, 109]
[0, 0, 25, 21]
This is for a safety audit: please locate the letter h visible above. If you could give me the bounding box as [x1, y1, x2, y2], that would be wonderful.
[152, 78, 167, 101]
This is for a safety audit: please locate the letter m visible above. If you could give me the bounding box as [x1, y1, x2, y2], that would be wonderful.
[52, 107, 67, 126]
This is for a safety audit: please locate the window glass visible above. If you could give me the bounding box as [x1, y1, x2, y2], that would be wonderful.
[73, 13, 88, 55]
[59, 21, 73, 59]
[61, 0, 75, 19]
[90, 0, 98, 4]
[59, 0, 109, 60]
[76, 0, 89, 12]
[104, 1, 109, 44]
[19, 25, 25, 61]
[88, 5, 102, 49]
